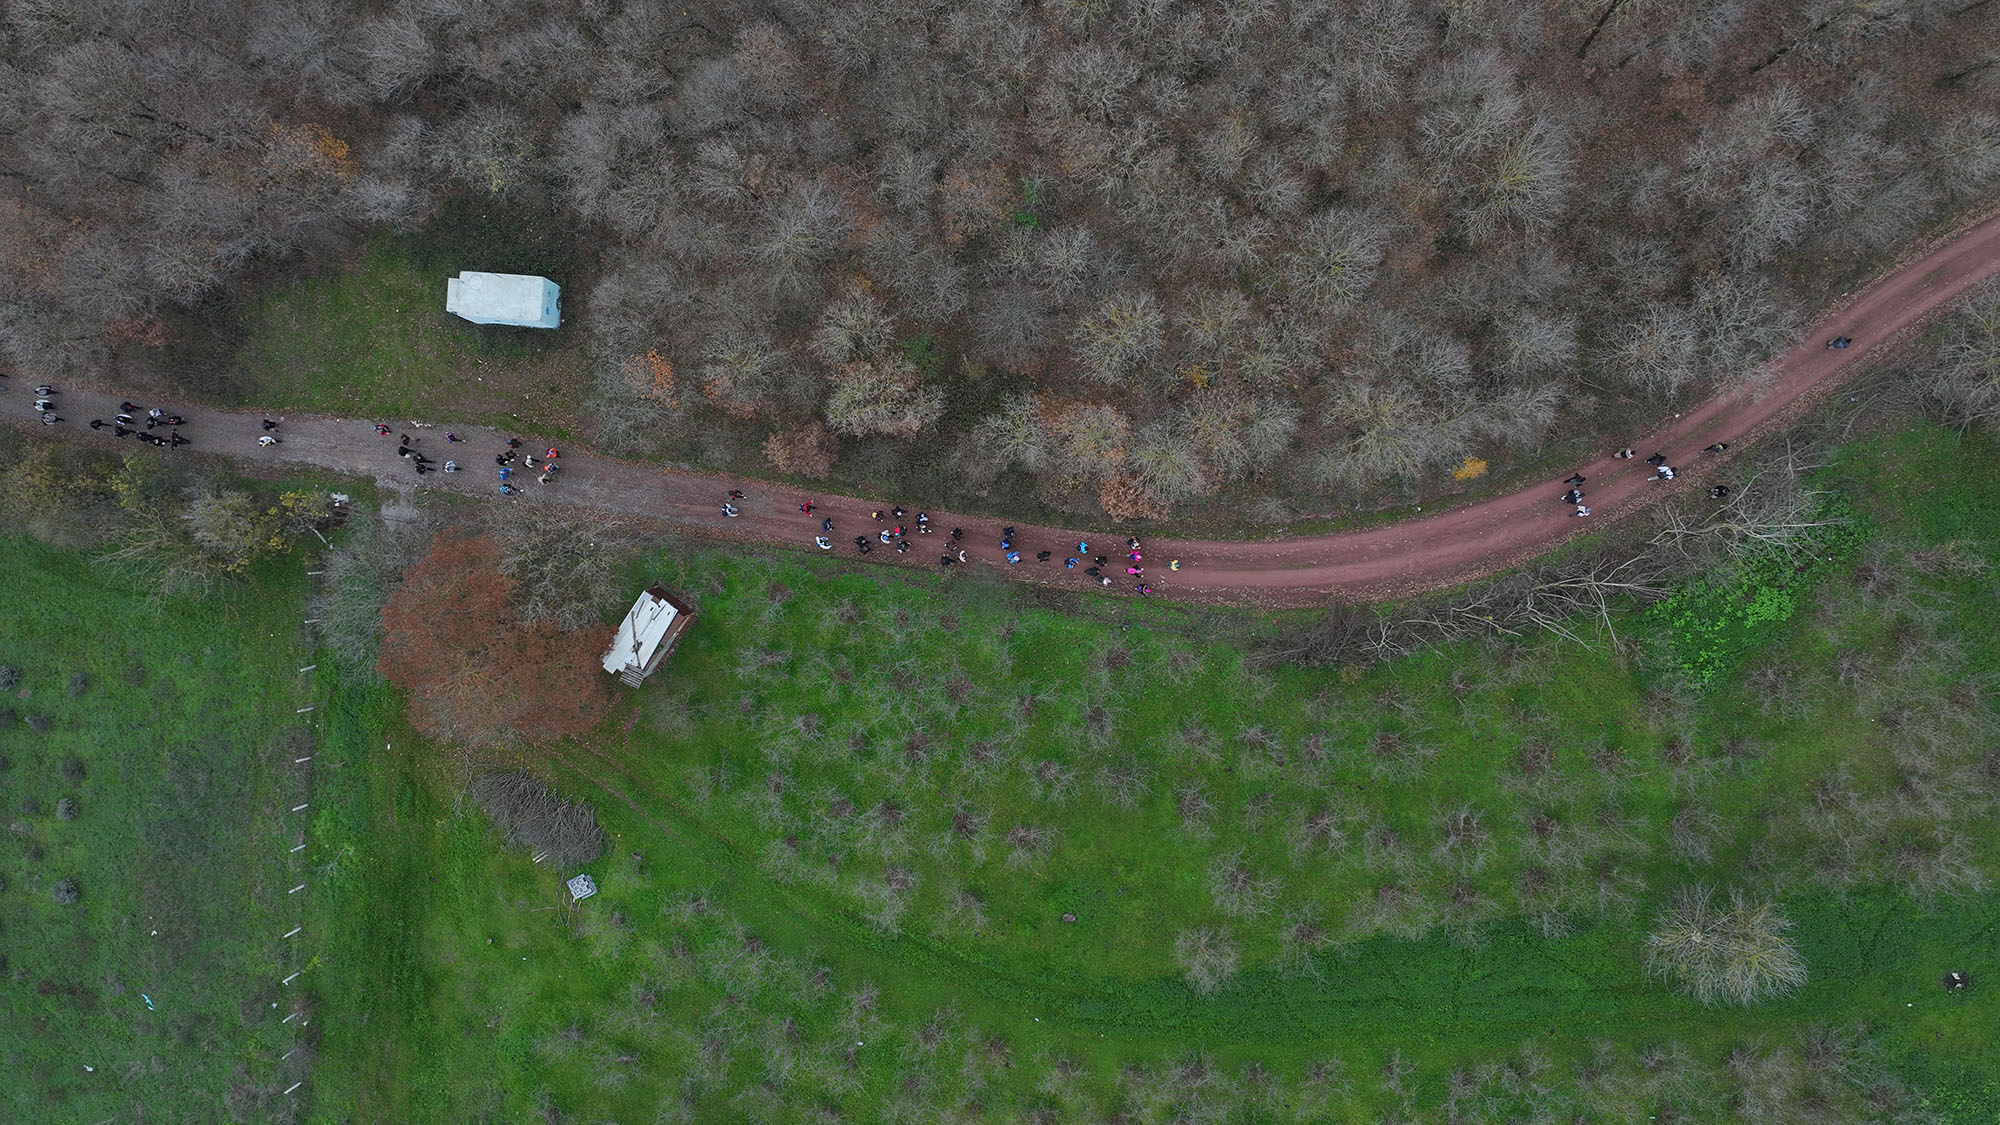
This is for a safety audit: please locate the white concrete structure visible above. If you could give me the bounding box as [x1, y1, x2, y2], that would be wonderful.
[566, 874, 597, 902]
[601, 584, 696, 687]
[444, 271, 561, 328]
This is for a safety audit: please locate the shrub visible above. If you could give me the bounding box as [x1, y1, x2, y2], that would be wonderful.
[0, 666, 19, 689]
[1641, 496, 1866, 687]
[762, 421, 839, 478]
[65, 673, 89, 698]
[1174, 927, 1242, 996]
[51, 877, 80, 905]
[1644, 885, 1806, 1006]
[378, 530, 613, 747]
[56, 797, 78, 821]
[469, 771, 606, 867]
[60, 759, 84, 783]
[26, 715, 51, 732]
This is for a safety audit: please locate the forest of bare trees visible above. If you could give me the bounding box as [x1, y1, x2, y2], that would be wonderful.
[2, 0, 1997, 518]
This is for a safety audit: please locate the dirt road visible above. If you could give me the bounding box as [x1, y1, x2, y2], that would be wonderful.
[7, 208, 1999, 607]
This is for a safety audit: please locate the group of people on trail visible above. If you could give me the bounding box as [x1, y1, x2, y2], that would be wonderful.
[74, 392, 196, 449]
[377, 425, 560, 491]
[718, 487, 1176, 595]
[1576, 440, 1736, 515]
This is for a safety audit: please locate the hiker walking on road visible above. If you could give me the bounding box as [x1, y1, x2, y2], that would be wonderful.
[1572, 505, 1591, 517]
[1561, 489, 1583, 504]
[258, 435, 279, 447]
[262, 419, 280, 431]
[1644, 453, 1667, 466]
[375, 423, 392, 436]
[443, 460, 458, 473]
[1710, 485, 1731, 499]
[1652, 466, 1675, 481]
[722, 503, 740, 517]
[1704, 442, 1728, 453]
[815, 536, 832, 550]
[1615, 448, 1634, 459]
[820, 517, 834, 532]
[1564, 474, 1586, 485]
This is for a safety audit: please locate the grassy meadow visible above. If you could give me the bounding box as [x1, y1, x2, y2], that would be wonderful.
[294, 420, 2000, 1120]
[234, 235, 588, 435]
[0, 536, 317, 1122]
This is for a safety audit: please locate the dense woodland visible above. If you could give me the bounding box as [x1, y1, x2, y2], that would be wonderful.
[2, 0, 1998, 518]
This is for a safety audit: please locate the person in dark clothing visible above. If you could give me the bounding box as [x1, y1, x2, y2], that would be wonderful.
[162, 414, 184, 426]
[506, 437, 522, 448]
[1827, 336, 1852, 349]
[169, 431, 189, 447]
[940, 554, 954, 566]
[1094, 556, 1108, 567]
[415, 462, 430, 475]
[950, 528, 963, 540]
[728, 489, 745, 500]
[399, 446, 412, 458]
[262, 419, 280, 430]
[400, 433, 412, 445]
[1710, 485, 1731, 499]
[120, 402, 138, 413]
[114, 425, 131, 438]
[895, 541, 910, 553]
[892, 506, 905, 518]
[1563, 474, 1586, 486]
[1704, 442, 1728, 453]
[854, 537, 868, 548]
[1614, 448, 1635, 459]
[1644, 453, 1667, 466]
[1561, 489, 1582, 504]
[89, 419, 106, 430]
[821, 517, 834, 532]
[1085, 566, 1101, 577]
[1003, 526, 1015, 539]
[858, 541, 872, 554]
[1036, 551, 1051, 562]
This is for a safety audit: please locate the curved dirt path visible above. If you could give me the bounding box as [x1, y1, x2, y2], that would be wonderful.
[7, 208, 2000, 607]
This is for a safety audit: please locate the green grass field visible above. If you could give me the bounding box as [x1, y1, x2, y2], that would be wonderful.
[293, 420, 2000, 1120]
[0, 536, 317, 1122]
[235, 237, 587, 435]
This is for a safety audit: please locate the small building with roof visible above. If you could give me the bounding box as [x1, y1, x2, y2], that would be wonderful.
[444, 271, 562, 328]
[602, 585, 696, 687]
